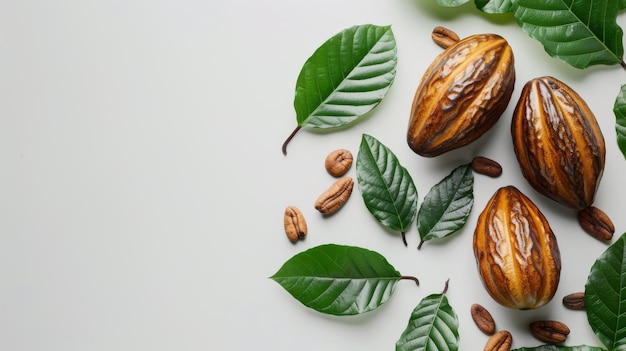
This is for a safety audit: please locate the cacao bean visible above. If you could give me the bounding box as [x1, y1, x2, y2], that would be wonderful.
[562, 292, 585, 310]
[314, 177, 354, 215]
[471, 303, 496, 335]
[529, 320, 570, 344]
[431, 26, 460, 49]
[407, 32, 515, 157]
[471, 156, 502, 177]
[578, 206, 614, 241]
[484, 330, 512, 351]
[511, 76, 605, 210]
[473, 186, 561, 309]
[284, 206, 307, 243]
[325, 149, 353, 177]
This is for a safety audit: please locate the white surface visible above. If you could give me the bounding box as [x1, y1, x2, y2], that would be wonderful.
[2, 1, 626, 350]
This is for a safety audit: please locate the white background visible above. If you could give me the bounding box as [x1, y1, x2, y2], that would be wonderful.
[2, 1, 626, 350]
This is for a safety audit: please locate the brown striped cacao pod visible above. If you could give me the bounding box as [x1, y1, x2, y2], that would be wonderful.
[511, 76, 605, 210]
[474, 186, 561, 310]
[407, 33, 515, 157]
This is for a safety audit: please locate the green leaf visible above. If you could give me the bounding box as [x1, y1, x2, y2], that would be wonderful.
[475, 0, 514, 14]
[417, 164, 474, 249]
[435, 0, 470, 6]
[512, 346, 606, 351]
[513, 0, 624, 69]
[271, 244, 418, 315]
[585, 232, 626, 350]
[282, 24, 397, 155]
[396, 282, 459, 351]
[356, 134, 418, 246]
[614, 84, 626, 158]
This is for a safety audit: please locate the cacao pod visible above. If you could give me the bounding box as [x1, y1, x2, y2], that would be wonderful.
[511, 76, 605, 210]
[407, 33, 515, 157]
[473, 186, 561, 310]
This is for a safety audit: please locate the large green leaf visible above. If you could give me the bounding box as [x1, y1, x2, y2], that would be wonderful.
[435, 0, 470, 6]
[271, 244, 418, 315]
[356, 134, 418, 246]
[417, 164, 474, 249]
[475, 0, 514, 13]
[585, 232, 626, 350]
[614, 84, 626, 158]
[512, 346, 606, 351]
[396, 282, 459, 351]
[513, 0, 624, 69]
[282, 24, 397, 154]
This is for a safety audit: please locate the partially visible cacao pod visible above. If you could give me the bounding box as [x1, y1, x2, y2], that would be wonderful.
[511, 76, 605, 210]
[474, 186, 561, 310]
[407, 32, 515, 157]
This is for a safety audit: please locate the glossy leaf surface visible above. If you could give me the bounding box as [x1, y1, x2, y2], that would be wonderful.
[514, 0, 624, 68]
[417, 164, 474, 248]
[614, 84, 626, 158]
[585, 232, 626, 350]
[271, 244, 402, 315]
[475, 0, 514, 13]
[294, 24, 397, 129]
[356, 134, 418, 244]
[396, 288, 459, 351]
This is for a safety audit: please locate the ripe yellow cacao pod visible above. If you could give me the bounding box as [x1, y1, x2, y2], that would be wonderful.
[511, 76, 605, 210]
[407, 33, 515, 157]
[474, 186, 561, 310]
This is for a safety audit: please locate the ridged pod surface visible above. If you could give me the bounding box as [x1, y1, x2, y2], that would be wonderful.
[511, 76, 605, 210]
[474, 186, 561, 310]
[407, 33, 515, 157]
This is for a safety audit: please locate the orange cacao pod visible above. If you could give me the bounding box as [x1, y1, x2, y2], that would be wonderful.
[474, 186, 561, 309]
[511, 76, 605, 210]
[407, 33, 515, 157]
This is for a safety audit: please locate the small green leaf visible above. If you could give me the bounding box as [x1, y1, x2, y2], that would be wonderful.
[585, 232, 626, 350]
[435, 0, 470, 6]
[475, 0, 514, 14]
[513, 0, 624, 69]
[614, 84, 626, 158]
[417, 164, 474, 249]
[396, 281, 459, 351]
[512, 346, 606, 351]
[356, 134, 418, 246]
[282, 24, 397, 155]
[271, 244, 418, 316]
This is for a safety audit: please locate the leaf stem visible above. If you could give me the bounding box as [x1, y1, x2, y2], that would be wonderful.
[401, 232, 407, 247]
[417, 240, 425, 250]
[401, 275, 420, 286]
[442, 278, 450, 294]
[281, 126, 302, 156]
[621, 60, 626, 72]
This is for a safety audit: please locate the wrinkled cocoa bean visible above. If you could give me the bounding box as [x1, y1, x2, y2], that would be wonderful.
[578, 206, 614, 241]
[471, 156, 503, 178]
[484, 330, 512, 351]
[529, 320, 570, 344]
[325, 149, 353, 177]
[314, 177, 354, 215]
[471, 303, 496, 335]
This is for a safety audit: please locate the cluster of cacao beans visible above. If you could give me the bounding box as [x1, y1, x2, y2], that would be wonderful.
[407, 27, 615, 311]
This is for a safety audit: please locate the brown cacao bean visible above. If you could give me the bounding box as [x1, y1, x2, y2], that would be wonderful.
[512, 76, 605, 210]
[474, 186, 561, 309]
[284, 206, 307, 243]
[325, 149, 353, 177]
[529, 320, 570, 344]
[578, 206, 614, 241]
[314, 177, 354, 215]
[407, 32, 515, 157]
[431, 26, 460, 49]
[562, 292, 585, 310]
[484, 330, 512, 351]
[471, 303, 496, 335]
[471, 156, 502, 177]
